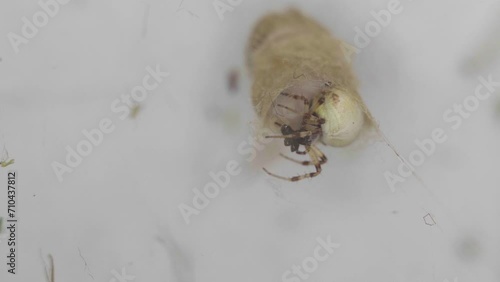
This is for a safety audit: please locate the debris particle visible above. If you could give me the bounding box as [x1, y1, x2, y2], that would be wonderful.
[129, 104, 141, 119]
[1, 159, 14, 167]
[423, 213, 436, 226]
[228, 68, 240, 92]
[0, 146, 14, 168]
[78, 248, 95, 280]
[43, 254, 55, 282]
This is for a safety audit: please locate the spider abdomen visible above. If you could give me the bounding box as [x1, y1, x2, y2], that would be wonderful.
[315, 90, 365, 147]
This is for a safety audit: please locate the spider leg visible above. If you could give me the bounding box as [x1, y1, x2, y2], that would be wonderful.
[295, 148, 307, 155]
[309, 91, 328, 112]
[305, 112, 323, 121]
[310, 145, 328, 164]
[276, 104, 301, 114]
[274, 122, 284, 128]
[279, 92, 310, 107]
[262, 146, 323, 182]
[302, 112, 326, 126]
[280, 147, 327, 166]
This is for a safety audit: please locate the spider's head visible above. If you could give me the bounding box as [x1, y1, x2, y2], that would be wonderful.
[280, 124, 294, 135]
[279, 124, 308, 153]
[313, 88, 365, 147]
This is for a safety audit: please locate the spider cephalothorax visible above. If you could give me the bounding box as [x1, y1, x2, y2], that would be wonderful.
[280, 124, 314, 154]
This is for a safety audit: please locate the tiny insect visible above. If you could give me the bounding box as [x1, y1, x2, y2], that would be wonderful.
[247, 9, 378, 182]
[0, 146, 14, 168]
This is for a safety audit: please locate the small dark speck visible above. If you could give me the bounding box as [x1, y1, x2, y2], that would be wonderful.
[228, 68, 239, 93]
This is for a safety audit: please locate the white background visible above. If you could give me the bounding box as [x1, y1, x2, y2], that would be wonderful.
[0, 0, 499, 281]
